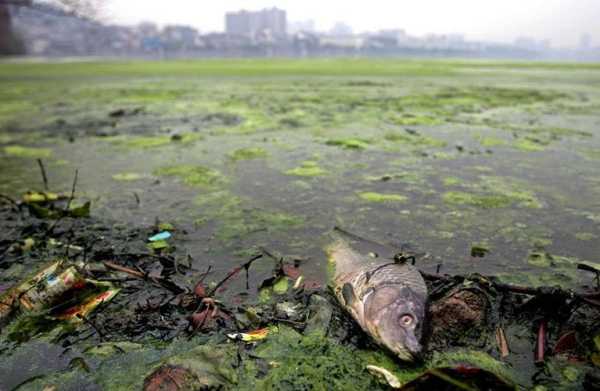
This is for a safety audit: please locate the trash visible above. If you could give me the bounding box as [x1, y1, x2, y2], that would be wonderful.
[227, 327, 272, 342]
[0, 261, 118, 326]
[275, 302, 300, 318]
[148, 231, 171, 242]
[22, 191, 62, 204]
[366, 365, 403, 389]
[23, 237, 35, 250]
[26, 198, 91, 219]
[292, 275, 304, 289]
[19, 265, 85, 311]
[56, 282, 119, 321]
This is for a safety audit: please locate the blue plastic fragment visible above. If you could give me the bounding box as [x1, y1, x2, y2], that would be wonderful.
[148, 231, 171, 242]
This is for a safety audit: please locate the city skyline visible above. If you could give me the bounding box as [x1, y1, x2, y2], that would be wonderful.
[104, 0, 600, 48]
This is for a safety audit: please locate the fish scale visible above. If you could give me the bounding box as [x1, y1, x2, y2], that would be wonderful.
[329, 239, 427, 299]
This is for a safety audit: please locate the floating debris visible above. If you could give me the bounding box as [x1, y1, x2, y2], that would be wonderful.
[148, 231, 172, 242]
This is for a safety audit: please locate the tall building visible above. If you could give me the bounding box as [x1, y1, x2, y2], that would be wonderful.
[225, 8, 286, 39]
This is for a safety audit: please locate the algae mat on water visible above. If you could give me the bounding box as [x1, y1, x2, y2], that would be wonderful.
[1, 58, 600, 389]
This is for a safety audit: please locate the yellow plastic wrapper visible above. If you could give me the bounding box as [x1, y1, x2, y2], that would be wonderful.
[228, 327, 272, 342]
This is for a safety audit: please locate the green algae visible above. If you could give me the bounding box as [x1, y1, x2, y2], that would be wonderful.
[582, 149, 600, 160]
[117, 135, 172, 148]
[193, 189, 303, 242]
[389, 113, 442, 126]
[443, 175, 542, 209]
[575, 232, 597, 241]
[3, 145, 52, 158]
[384, 131, 447, 147]
[443, 177, 462, 186]
[471, 243, 491, 257]
[442, 191, 514, 209]
[154, 164, 224, 188]
[247, 327, 385, 390]
[113, 133, 203, 149]
[325, 138, 371, 150]
[215, 209, 304, 242]
[502, 251, 586, 288]
[85, 342, 144, 357]
[272, 277, 290, 295]
[427, 350, 517, 386]
[479, 137, 507, 147]
[285, 161, 326, 177]
[527, 251, 553, 267]
[112, 172, 143, 181]
[240, 326, 516, 391]
[228, 147, 268, 161]
[513, 138, 546, 152]
[0, 133, 15, 144]
[194, 190, 243, 217]
[358, 192, 408, 203]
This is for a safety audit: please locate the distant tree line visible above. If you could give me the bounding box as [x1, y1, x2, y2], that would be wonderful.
[0, 0, 104, 55]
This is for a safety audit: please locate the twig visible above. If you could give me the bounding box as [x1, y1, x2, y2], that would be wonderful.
[132, 192, 140, 206]
[65, 168, 79, 211]
[421, 272, 600, 305]
[535, 320, 546, 364]
[36, 158, 49, 191]
[113, 252, 173, 261]
[197, 265, 212, 283]
[258, 246, 280, 261]
[103, 261, 145, 278]
[495, 326, 510, 358]
[47, 169, 79, 235]
[207, 254, 263, 297]
[102, 261, 183, 294]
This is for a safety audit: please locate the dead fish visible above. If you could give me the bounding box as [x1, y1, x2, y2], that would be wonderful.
[327, 233, 428, 361]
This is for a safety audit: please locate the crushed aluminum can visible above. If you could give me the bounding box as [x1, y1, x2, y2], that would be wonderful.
[0, 261, 119, 326]
[19, 264, 86, 312]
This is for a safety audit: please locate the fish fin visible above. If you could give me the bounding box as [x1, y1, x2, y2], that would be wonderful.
[342, 283, 357, 307]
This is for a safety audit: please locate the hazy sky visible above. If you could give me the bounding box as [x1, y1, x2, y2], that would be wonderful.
[105, 0, 599, 48]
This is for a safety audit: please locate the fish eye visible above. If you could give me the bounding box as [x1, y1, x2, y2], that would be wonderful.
[400, 314, 413, 326]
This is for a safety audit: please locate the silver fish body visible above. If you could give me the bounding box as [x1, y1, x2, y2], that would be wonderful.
[328, 236, 428, 361]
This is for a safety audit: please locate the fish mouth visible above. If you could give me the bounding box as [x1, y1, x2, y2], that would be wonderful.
[393, 339, 423, 362]
[395, 348, 418, 362]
